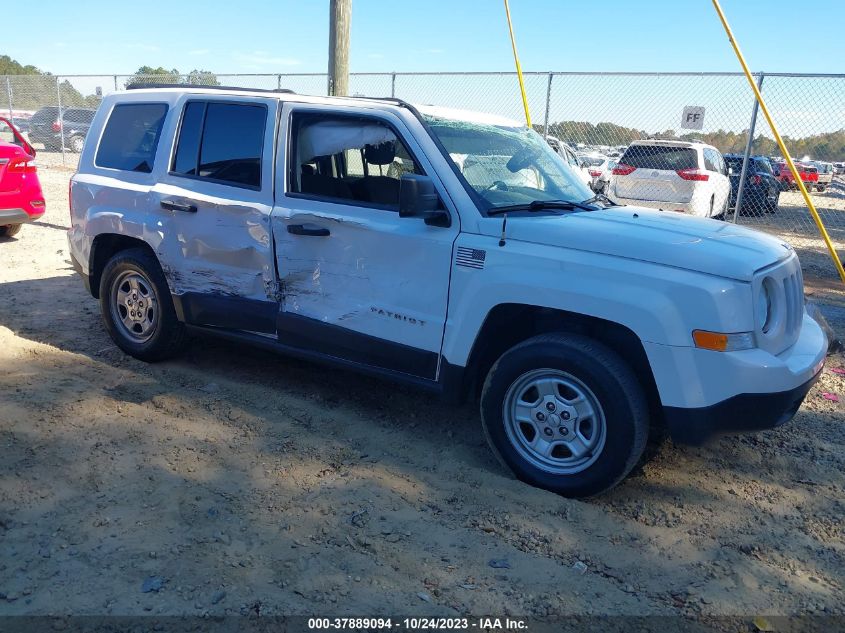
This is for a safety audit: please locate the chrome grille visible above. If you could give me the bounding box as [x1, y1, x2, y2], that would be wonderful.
[782, 267, 803, 338]
[755, 255, 803, 355]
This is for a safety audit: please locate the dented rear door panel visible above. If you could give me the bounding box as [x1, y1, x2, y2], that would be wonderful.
[149, 95, 280, 324]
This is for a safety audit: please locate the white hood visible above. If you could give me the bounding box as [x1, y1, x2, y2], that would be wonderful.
[482, 206, 793, 282]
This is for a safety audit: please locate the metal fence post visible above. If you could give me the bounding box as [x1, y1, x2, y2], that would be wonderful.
[6, 77, 13, 122]
[733, 72, 765, 223]
[391, 72, 396, 98]
[543, 72, 553, 136]
[56, 76, 67, 166]
[114, 75, 118, 92]
[277, 74, 282, 90]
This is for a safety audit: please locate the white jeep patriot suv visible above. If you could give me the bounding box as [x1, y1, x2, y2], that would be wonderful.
[68, 87, 827, 497]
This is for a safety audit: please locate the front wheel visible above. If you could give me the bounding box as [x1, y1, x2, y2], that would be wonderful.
[99, 247, 187, 362]
[480, 333, 649, 498]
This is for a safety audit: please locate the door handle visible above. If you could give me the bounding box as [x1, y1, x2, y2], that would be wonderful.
[287, 223, 330, 237]
[160, 200, 197, 213]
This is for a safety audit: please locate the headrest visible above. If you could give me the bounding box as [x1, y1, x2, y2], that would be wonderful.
[364, 141, 396, 166]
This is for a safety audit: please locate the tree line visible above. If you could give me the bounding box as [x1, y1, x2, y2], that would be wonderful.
[1, 56, 219, 111]
[1, 54, 99, 110]
[541, 119, 845, 162]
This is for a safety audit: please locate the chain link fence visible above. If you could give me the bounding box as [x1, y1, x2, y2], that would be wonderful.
[3, 71, 844, 282]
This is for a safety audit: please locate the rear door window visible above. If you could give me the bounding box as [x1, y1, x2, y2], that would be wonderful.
[95, 103, 168, 173]
[170, 101, 267, 189]
[619, 145, 697, 171]
[703, 149, 719, 173]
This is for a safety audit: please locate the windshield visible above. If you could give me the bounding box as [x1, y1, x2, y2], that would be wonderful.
[423, 114, 593, 213]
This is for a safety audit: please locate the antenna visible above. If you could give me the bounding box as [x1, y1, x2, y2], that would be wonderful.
[499, 214, 508, 247]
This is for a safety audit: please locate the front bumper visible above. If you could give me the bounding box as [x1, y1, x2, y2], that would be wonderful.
[664, 369, 821, 445]
[645, 311, 827, 445]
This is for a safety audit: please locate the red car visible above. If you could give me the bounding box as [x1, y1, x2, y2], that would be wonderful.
[0, 117, 45, 238]
[773, 161, 818, 191]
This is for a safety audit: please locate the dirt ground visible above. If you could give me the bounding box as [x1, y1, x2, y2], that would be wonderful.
[1, 153, 844, 619]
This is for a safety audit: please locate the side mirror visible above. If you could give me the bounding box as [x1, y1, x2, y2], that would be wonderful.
[399, 174, 449, 226]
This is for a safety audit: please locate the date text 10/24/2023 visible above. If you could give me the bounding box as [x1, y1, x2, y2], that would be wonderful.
[307, 617, 529, 630]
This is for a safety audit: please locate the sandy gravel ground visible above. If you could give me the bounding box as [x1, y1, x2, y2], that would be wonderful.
[0, 154, 844, 619]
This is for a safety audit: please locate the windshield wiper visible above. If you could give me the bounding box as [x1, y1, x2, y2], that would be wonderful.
[581, 192, 622, 207]
[486, 199, 594, 216]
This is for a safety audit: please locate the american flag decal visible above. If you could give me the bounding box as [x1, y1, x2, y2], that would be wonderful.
[456, 246, 486, 270]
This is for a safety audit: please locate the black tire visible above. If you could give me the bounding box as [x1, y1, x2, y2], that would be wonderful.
[0, 224, 22, 238]
[69, 135, 85, 153]
[480, 333, 649, 498]
[817, 185, 826, 193]
[99, 247, 187, 362]
[766, 192, 779, 213]
[713, 195, 728, 220]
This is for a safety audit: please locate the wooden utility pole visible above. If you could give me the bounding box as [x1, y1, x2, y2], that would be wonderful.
[328, 0, 351, 96]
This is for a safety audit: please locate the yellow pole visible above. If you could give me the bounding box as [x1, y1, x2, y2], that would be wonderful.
[712, 0, 845, 284]
[504, 0, 532, 128]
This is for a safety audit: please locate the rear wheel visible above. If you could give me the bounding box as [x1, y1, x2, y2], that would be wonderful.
[480, 333, 649, 498]
[69, 135, 85, 153]
[99, 248, 187, 361]
[766, 191, 780, 213]
[0, 224, 22, 238]
[713, 195, 728, 220]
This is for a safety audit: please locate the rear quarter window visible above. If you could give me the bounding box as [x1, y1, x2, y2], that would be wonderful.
[619, 145, 697, 171]
[95, 103, 168, 173]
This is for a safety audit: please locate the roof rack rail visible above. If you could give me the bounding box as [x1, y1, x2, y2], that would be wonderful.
[126, 83, 295, 94]
[345, 95, 413, 107]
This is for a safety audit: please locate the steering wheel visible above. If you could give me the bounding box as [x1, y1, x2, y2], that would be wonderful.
[484, 180, 510, 192]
